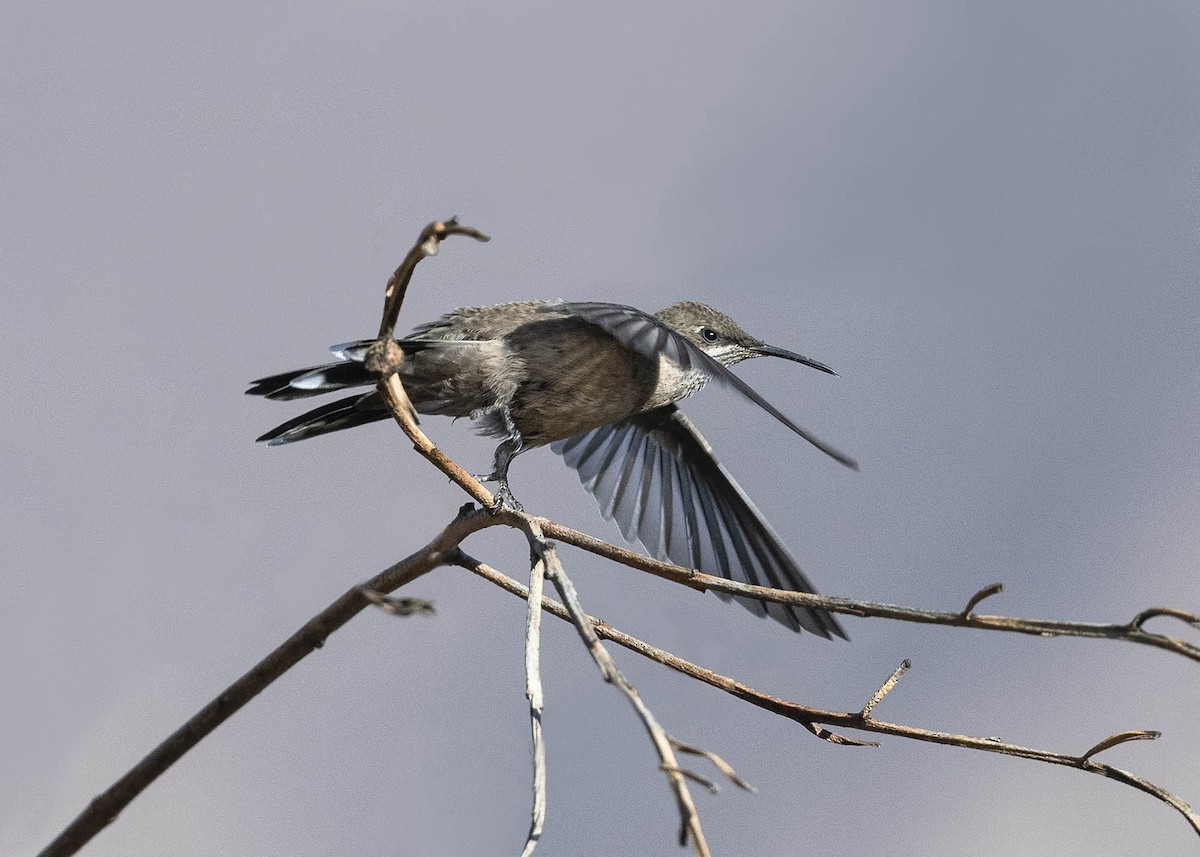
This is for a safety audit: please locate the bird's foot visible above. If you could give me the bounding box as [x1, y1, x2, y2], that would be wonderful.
[473, 469, 498, 484]
[488, 481, 524, 513]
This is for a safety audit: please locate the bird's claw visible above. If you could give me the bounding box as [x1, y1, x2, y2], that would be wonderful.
[489, 482, 524, 513]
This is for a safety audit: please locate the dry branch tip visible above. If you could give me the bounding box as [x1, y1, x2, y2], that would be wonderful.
[806, 722, 881, 747]
[1127, 607, 1200, 633]
[665, 765, 721, 795]
[669, 736, 758, 793]
[961, 582, 1005, 618]
[861, 660, 911, 720]
[377, 217, 490, 340]
[1078, 729, 1161, 763]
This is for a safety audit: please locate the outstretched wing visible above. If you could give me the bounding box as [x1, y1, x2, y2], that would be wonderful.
[552, 404, 846, 638]
[557, 302, 856, 469]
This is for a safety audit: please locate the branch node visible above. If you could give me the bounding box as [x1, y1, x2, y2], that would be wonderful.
[663, 764, 720, 795]
[360, 588, 436, 617]
[364, 337, 406, 377]
[961, 582, 1005, 619]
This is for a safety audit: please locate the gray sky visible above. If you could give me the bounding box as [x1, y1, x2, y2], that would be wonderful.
[4, 2, 1199, 855]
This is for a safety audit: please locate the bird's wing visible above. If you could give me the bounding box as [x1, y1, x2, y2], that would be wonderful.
[558, 302, 856, 469]
[551, 404, 846, 638]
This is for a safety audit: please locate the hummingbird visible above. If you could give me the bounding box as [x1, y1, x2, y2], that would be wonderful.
[248, 300, 855, 638]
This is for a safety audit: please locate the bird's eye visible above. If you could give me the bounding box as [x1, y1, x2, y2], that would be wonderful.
[699, 327, 720, 343]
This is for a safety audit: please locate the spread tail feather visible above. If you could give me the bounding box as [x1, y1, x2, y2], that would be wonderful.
[249, 338, 489, 443]
[246, 339, 481, 401]
[255, 392, 391, 445]
[246, 361, 375, 400]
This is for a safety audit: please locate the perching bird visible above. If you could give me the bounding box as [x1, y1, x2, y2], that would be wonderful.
[248, 300, 854, 637]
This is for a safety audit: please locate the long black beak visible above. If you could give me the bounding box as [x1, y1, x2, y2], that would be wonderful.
[752, 344, 838, 376]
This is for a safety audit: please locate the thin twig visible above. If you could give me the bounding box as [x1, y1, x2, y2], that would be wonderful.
[1128, 607, 1200, 632]
[961, 583, 1004, 618]
[375, 217, 490, 342]
[668, 737, 757, 793]
[1079, 729, 1162, 763]
[532, 519, 1200, 665]
[861, 660, 911, 720]
[519, 539, 548, 857]
[517, 518, 713, 857]
[665, 765, 720, 794]
[43, 504, 1198, 855]
[364, 219, 712, 852]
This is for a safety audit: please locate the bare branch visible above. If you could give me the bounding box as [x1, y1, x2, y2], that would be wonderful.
[456, 555, 1200, 839]
[37, 507, 494, 857]
[534, 519, 1200, 665]
[519, 712, 546, 857]
[344, 227, 543, 530]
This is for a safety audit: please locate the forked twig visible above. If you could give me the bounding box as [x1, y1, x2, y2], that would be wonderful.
[516, 517, 712, 856]
[456, 554, 1200, 838]
[668, 736, 757, 793]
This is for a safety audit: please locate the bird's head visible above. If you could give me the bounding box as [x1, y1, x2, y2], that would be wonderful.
[654, 301, 837, 375]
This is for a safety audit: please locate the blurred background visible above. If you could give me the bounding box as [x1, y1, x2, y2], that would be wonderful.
[4, 2, 1198, 855]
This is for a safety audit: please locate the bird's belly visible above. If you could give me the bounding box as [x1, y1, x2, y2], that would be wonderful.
[512, 385, 649, 444]
[508, 330, 660, 445]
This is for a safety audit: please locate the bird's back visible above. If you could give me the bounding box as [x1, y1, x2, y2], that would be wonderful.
[401, 300, 667, 445]
[398, 301, 562, 421]
[403, 300, 566, 341]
